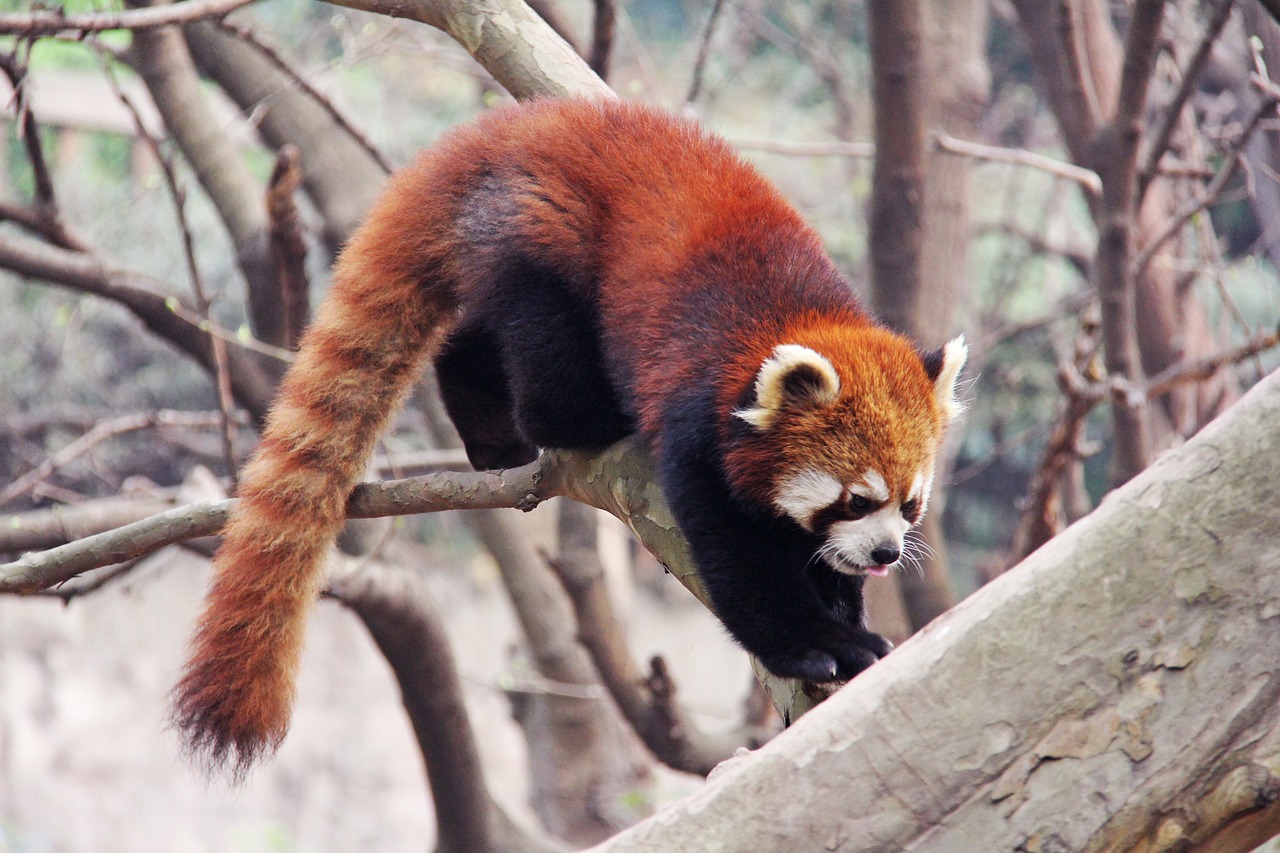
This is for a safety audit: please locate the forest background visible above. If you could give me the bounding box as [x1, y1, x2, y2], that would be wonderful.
[1, 0, 1280, 850]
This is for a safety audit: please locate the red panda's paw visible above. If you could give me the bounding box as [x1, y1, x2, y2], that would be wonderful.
[850, 629, 894, 661]
[759, 630, 892, 684]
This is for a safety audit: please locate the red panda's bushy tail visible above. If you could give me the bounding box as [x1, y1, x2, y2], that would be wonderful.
[171, 167, 459, 777]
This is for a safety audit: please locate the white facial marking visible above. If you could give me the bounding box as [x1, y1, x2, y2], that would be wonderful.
[820, 469, 938, 575]
[774, 468, 843, 531]
[851, 469, 889, 503]
[824, 505, 912, 576]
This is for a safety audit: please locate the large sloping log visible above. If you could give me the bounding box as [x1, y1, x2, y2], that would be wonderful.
[592, 367, 1280, 852]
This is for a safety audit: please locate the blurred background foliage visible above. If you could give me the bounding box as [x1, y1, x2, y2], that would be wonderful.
[3, 0, 1280, 592]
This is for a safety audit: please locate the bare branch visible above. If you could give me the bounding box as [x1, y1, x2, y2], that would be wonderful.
[32, 558, 146, 602]
[326, 560, 493, 853]
[1137, 0, 1236, 200]
[684, 0, 726, 105]
[735, 133, 1102, 202]
[106, 67, 243, 490]
[731, 137, 874, 158]
[933, 132, 1102, 196]
[324, 0, 610, 100]
[266, 145, 311, 350]
[0, 230, 281, 418]
[0, 0, 255, 37]
[1089, 0, 1169, 484]
[0, 495, 179, 554]
[211, 18, 394, 175]
[0, 410, 249, 506]
[1131, 90, 1279, 280]
[0, 54, 91, 252]
[542, 507, 767, 775]
[1143, 326, 1280, 399]
[0, 451, 567, 594]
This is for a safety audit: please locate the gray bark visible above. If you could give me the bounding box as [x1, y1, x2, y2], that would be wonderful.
[590, 368, 1280, 851]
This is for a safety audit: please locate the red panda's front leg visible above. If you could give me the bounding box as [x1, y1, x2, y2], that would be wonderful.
[657, 405, 891, 683]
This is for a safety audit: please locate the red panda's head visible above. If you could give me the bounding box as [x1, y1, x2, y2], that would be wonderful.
[727, 329, 967, 577]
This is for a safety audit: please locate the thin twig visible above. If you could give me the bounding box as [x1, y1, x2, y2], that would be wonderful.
[731, 137, 874, 158]
[933, 133, 1102, 196]
[735, 132, 1103, 198]
[162, 297, 295, 362]
[0, 0, 255, 37]
[0, 410, 251, 505]
[977, 290, 1094, 352]
[213, 18, 394, 175]
[1143, 326, 1280, 399]
[684, 0, 726, 105]
[1131, 92, 1279, 280]
[34, 558, 145, 602]
[1137, 0, 1236, 202]
[0, 54, 91, 252]
[104, 66, 243, 491]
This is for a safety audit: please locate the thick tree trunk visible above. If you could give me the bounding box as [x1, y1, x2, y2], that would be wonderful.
[590, 368, 1280, 851]
[867, 0, 988, 630]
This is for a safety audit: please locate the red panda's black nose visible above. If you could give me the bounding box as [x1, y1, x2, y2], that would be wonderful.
[870, 545, 901, 566]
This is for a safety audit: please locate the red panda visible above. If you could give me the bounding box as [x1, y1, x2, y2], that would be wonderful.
[172, 98, 966, 772]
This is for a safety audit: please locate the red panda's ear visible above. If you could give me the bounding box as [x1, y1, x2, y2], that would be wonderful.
[735, 344, 840, 430]
[923, 335, 968, 423]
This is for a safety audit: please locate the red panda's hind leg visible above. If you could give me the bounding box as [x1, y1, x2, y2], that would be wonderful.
[437, 320, 538, 470]
[477, 260, 636, 452]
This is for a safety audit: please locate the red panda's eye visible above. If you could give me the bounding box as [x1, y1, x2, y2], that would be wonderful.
[848, 495, 874, 517]
[901, 499, 920, 522]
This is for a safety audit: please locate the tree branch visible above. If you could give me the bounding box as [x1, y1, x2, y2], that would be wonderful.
[932, 132, 1101, 196]
[542, 505, 768, 776]
[124, 4, 282, 347]
[592, 367, 1280, 852]
[0, 410, 249, 505]
[1089, 0, 1168, 484]
[322, 0, 611, 100]
[0, 0, 255, 38]
[0, 436, 834, 727]
[1131, 89, 1279, 281]
[325, 560, 493, 853]
[1136, 0, 1236, 201]
[0, 231, 281, 418]
[182, 18, 391, 253]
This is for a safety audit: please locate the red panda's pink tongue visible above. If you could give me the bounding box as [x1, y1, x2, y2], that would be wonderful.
[866, 564, 890, 578]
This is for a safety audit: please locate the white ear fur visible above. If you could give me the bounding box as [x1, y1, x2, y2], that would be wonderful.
[735, 344, 841, 430]
[935, 335, 968, 423]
